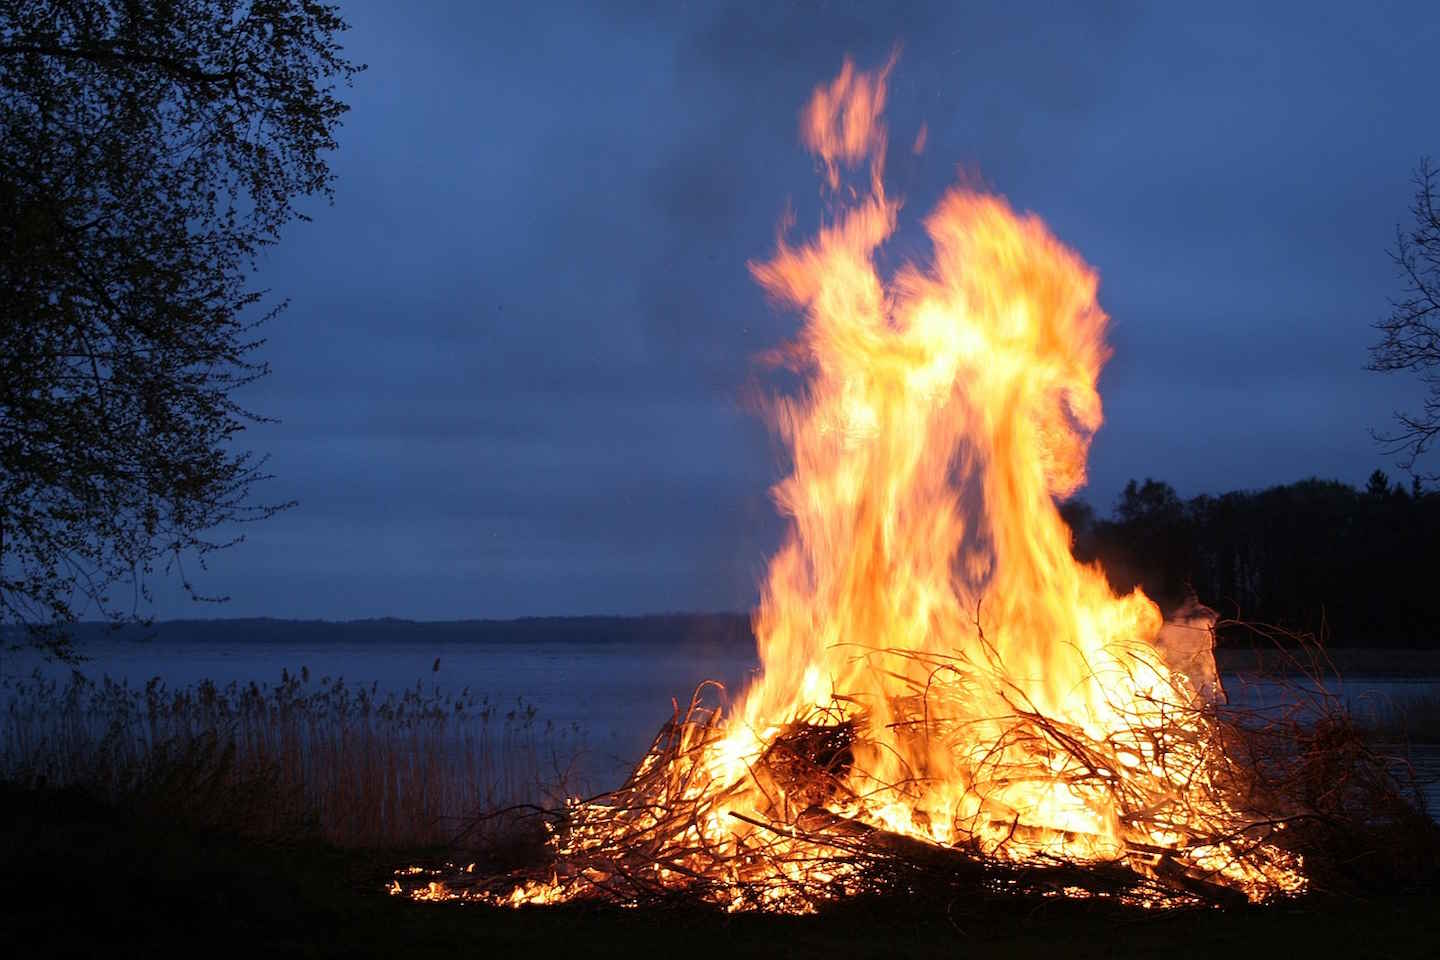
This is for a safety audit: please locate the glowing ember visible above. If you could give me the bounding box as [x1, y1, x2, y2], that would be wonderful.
[402, 56, 1305, 911]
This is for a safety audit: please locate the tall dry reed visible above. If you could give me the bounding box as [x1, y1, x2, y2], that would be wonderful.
[1, 669, 584, 848]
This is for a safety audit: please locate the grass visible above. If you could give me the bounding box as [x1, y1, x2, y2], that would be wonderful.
[0, 669, 583, 848]
[2, 779, 1438, 958]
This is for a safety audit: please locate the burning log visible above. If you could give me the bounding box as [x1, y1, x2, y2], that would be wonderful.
[749, 804, 1249, 907]
[791, 805, 976, 869]
[1149, 854, 1249, 909]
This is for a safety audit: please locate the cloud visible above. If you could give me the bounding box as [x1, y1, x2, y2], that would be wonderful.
[152, 0, 1440, 618]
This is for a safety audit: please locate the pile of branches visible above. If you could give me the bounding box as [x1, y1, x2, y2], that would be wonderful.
[395, 636, 1438, 913]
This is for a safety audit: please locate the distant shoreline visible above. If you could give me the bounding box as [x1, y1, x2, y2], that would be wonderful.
[6, 614, 1438, 677]
[1215, 646, 1440, 679]
[2, 613, 757, 648]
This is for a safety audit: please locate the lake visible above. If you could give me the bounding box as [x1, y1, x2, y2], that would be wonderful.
[5, 624, 1437, 807]
[1, 628, 760, 790]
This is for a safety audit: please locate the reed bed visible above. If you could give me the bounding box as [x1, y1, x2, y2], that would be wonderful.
[1, 669, 583, 849]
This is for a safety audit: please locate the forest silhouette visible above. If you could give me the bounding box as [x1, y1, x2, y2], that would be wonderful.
[1064, 471, 1440, 648]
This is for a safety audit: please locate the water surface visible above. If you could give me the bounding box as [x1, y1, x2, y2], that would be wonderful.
[7, 627, 1437, 805]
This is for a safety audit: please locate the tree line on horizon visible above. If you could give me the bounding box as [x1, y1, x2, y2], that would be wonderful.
[1062, 472, 1440, 648]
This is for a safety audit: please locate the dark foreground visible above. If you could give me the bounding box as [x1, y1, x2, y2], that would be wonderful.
[3, 783, 1436, 959]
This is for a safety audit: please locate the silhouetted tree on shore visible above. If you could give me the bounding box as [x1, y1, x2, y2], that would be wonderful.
[1370, 157, 1440, 477]
[0, 2, 362, 657]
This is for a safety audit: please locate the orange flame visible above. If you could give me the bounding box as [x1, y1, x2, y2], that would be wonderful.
[716, 55, 1293, 878]
[428, 56, 1305, 911]
[737, 59, 1150, 854]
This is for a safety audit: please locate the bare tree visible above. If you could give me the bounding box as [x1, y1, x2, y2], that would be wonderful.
[1, 2, 362, 658]
[1370, 157, 1440, 477]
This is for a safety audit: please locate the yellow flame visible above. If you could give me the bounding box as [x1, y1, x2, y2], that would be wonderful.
[453, 56, 1305, 910]
[730, 57, 1175, 862]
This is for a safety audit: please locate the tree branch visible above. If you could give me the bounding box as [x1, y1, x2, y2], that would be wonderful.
[0, 42, 237, 84]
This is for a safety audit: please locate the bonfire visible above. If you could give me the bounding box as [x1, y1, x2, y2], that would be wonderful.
[393, 56, 1391, 912]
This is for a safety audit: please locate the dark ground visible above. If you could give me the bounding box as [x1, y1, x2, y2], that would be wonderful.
[3, 783, 1437, 959]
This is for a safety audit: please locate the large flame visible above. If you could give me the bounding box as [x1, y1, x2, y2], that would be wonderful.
[406, 57, 1304, 910]
[708, 56, 1297, 890]
[736, 56, 1168, 859]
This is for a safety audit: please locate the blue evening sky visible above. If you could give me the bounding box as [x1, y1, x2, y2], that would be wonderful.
[152, 1, 1438, 619]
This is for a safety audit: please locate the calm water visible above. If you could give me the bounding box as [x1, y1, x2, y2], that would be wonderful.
[6, 634, 1437, 804]
[2, 635, 760, 787]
